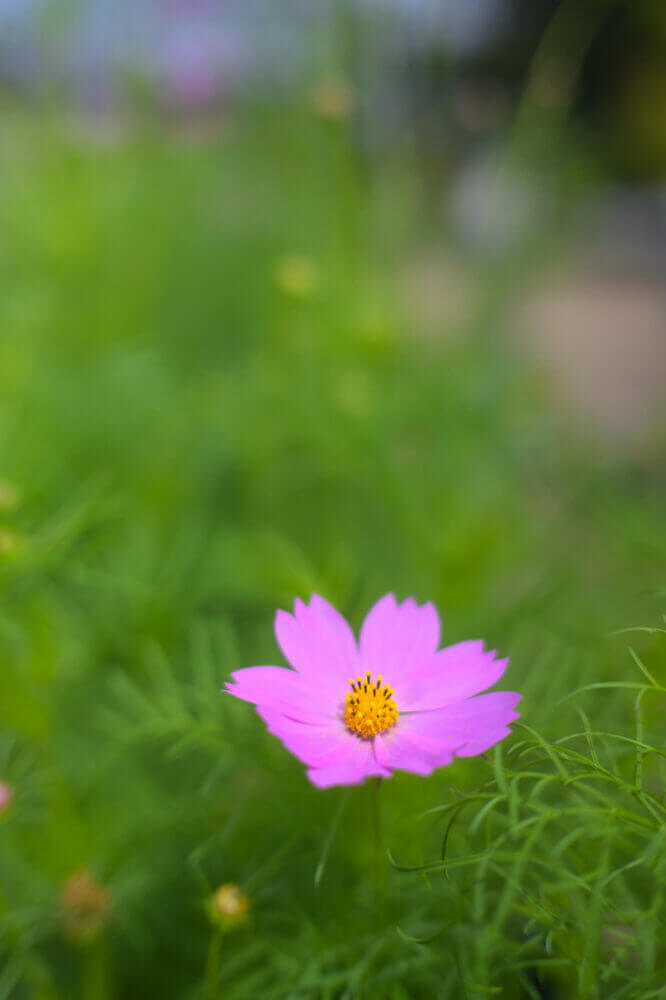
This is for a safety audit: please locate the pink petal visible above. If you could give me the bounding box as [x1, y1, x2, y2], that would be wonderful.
[257, 705, 391, 786]
[374, 729, 454, 775]
[359, 594, 441, 694]
[307, 739, 391, 788]
[274, 595, 359, 695]
[225, 666, 336, 724]
[256, 707, 352, 768]
[402, 642, 509, 711]
[401, 691, 521, 757]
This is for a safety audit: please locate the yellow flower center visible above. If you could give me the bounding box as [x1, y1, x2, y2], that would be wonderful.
[344, 673, 398, 739]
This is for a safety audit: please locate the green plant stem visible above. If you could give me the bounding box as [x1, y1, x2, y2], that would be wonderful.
[372, 776, 386, 922]
[315, 785, 351, 887]
[205, 927, 224, 1000]
[82, 936, 110, 1000]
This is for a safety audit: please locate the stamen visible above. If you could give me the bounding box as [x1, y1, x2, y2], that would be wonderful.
[343, 672, 398, 740]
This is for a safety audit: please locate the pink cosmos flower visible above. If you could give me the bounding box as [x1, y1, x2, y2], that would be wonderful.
[226, 594, 521, 789]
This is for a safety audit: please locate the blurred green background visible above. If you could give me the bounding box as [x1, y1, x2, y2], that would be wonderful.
[1, 1, 665, 997]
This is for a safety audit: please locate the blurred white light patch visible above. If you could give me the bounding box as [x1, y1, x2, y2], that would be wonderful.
[452, 154, 554, 254]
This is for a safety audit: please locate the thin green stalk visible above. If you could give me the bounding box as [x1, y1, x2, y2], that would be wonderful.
[205, 927, 224, 1000]
[82, 936, 110, 1000]
[372, 777, 386, 922]
[315, 785, 351, 888]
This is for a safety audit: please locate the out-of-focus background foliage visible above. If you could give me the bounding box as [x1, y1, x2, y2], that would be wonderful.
[1, 2, 665, 998]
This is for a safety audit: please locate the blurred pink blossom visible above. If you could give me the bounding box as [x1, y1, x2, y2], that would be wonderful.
[0, 780, 14, 813]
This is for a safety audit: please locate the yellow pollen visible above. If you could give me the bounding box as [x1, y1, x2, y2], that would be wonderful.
[344, 672, 398, 739]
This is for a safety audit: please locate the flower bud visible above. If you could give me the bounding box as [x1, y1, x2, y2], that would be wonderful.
[273, 255, 317, 299]
[207, 883, 250, 929]
[0, 530, 19, 556]
[311, 76, 355, 120]
[0, 481, 19, 513]
[61, 869, 111, 946]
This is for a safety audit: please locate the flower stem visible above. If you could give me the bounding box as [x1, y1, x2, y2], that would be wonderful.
[205, 927, 224, 999]
[82, 936, 110, 1000]
[372, 776, 386, 921]
[315, 785, 351, 888]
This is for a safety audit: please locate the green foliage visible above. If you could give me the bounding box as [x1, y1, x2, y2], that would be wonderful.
[391, 653, 666, 998]
[0, 100, 664, 998]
